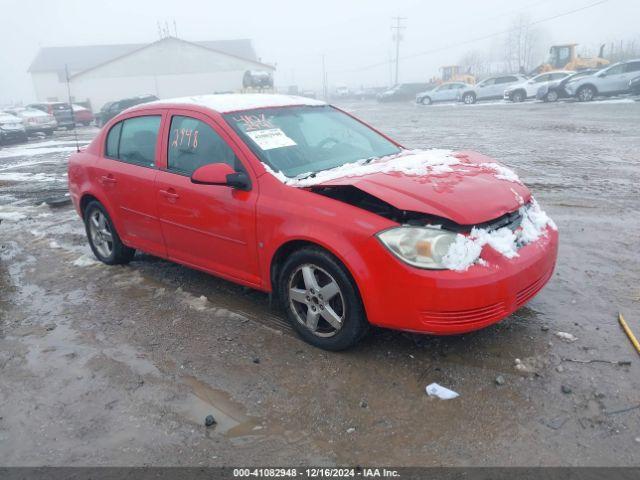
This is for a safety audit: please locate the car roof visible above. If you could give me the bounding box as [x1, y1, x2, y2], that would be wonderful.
[144, 94, 327, 114]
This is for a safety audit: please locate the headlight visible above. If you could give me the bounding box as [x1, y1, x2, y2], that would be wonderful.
[377, 226, 456, 269]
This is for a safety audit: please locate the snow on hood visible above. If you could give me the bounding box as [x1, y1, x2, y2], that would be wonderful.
[266, 149, 531, 225]
[442, 198, 557, 271]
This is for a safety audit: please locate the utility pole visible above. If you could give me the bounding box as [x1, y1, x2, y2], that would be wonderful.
[321, 54, 328, 100]
[391, 16, 406, 85]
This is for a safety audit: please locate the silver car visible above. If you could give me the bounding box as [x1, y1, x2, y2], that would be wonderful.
[564, 59, 640, 101]
[458, 75, 528, 104]
[4, 107, 57, 136]
[416, 82, 472, 105]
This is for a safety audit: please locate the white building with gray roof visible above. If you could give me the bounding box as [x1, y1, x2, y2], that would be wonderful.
[28, 36, 275, 111]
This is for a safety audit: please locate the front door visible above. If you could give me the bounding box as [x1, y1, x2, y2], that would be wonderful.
[155, 110, 261, 286]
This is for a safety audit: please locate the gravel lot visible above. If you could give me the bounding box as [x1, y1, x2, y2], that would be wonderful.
[1, 97, 639, 466]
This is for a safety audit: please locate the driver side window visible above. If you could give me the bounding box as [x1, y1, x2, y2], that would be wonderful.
[167, 115, 239, 176]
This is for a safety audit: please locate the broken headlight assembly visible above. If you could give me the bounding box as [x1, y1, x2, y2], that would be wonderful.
[377, 226, 456, 269]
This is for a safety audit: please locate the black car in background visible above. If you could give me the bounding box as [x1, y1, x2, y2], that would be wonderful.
[377, 83, 431, 102]
[26, 102, 75, 129]
[95, 94, 159, 126]
[536, 70, 597, 102]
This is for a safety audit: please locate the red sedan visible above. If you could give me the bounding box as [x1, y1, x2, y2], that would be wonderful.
[67, 94, 558, 350]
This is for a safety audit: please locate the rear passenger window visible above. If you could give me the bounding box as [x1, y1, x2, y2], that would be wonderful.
[118, 116, 161, 167]
[167, 116, 238, 176]
[105, 122, 122, 158]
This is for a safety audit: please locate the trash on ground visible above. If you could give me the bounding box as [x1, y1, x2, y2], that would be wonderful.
[561, 385, 572, 394]
[495, 375, 506, 386]
[555, 332, 578, 342]
[204, 414, 216, 427]
[561, 357, 631, 366]
[425, 383, 459, 400]
[618, 312, 640, 356]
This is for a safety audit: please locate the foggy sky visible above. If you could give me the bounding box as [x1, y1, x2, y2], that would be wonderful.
[1, 0, 638, 104]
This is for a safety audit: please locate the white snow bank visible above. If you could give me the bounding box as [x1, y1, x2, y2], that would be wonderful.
[0, 210, 26, 221]
[0, 172, 63, 183]
[266, 149, 522, 187]
[442, 198, 556, 271]
[0, 145, 79, 159]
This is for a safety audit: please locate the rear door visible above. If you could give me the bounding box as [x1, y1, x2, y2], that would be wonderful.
[96, 111, 166, 256]
[598, 63, 627, 93]
[154, 109, 261, 286]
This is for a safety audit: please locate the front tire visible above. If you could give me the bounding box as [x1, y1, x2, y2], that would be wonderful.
[577, 85, 596, 102]
[279, 247, 368, 351]
[83, 201, 135, 265]
[420, 96, 432, 105]
[512, 90, 526, 102]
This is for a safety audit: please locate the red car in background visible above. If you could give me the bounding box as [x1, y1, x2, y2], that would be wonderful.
[72, 105, 94, 126]
[67, 94, 558, 350]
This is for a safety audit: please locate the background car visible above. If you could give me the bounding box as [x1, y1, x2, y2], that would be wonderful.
[94, 94, 159, 126]
[0, 112, 28, 144]
[378, 83, 431, 102]
[3, 107, 57, 136]
[459, 75, 527, 104]
[504, 71, 574, 102]
[26, 102, 75, 129]
[564, 59, 640, 101]
[630, 76, 640, 95]
[72, 104, 94, 126]
[417, 82, 472, 105]
[536, 69, 598, 102]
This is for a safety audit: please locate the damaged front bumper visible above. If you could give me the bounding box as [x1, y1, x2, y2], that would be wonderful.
[352, 228, 558, 334]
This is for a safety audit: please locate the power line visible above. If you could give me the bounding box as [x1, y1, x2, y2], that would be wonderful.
[334, 0, 609, 74]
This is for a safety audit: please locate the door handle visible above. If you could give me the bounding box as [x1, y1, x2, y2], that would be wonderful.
[159, 189, 180, 200]
[100, 174, 117, 185]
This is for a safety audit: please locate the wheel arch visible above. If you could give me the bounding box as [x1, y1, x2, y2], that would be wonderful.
[268, 238, 364, 304]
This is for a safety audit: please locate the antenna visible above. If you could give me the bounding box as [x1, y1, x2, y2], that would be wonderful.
[64, 64, 80, 153]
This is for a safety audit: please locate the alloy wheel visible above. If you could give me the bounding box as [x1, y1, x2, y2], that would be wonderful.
[89, 210, 114, 258]
[288, 264, 345, 338]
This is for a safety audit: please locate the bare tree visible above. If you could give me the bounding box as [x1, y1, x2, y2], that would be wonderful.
[503, 14, 544, 73]
[458, 50, 492, 79]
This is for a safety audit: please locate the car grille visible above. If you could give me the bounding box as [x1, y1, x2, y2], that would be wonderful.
[420, 301, 508, 328]
[516, 270, 553, 307]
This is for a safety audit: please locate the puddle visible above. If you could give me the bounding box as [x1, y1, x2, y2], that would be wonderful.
[177, 375, 263, 438]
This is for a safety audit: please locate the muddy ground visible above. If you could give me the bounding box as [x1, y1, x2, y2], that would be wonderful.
[0, 97, 639, 466]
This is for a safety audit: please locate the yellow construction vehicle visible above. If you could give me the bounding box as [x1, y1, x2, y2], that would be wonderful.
[439, 65, 476, 85]
[535, 44, 609, 74]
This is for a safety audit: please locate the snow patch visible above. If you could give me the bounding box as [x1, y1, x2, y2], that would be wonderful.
[72, 255, 100, 267]
[271, 149, 461, 187]
[480, 162, 521, 183]
[442, 197, 556, 271]
[149, 93, 326, 114]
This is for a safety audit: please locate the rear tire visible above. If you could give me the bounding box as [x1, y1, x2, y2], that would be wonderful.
[83, 201, 135, 265]
[546, 90, 559, 102]
[577, 85, 596, 102]
[462, 92, 476, 104]
[279, 247, 368, 351]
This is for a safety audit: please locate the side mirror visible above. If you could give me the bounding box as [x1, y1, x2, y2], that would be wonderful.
[191, 163, 250, 190]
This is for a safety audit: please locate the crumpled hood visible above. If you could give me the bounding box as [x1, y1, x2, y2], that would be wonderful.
[316, 151, 531, 225]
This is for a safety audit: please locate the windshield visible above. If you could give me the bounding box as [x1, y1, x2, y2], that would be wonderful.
[224, 105, 401, 178]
